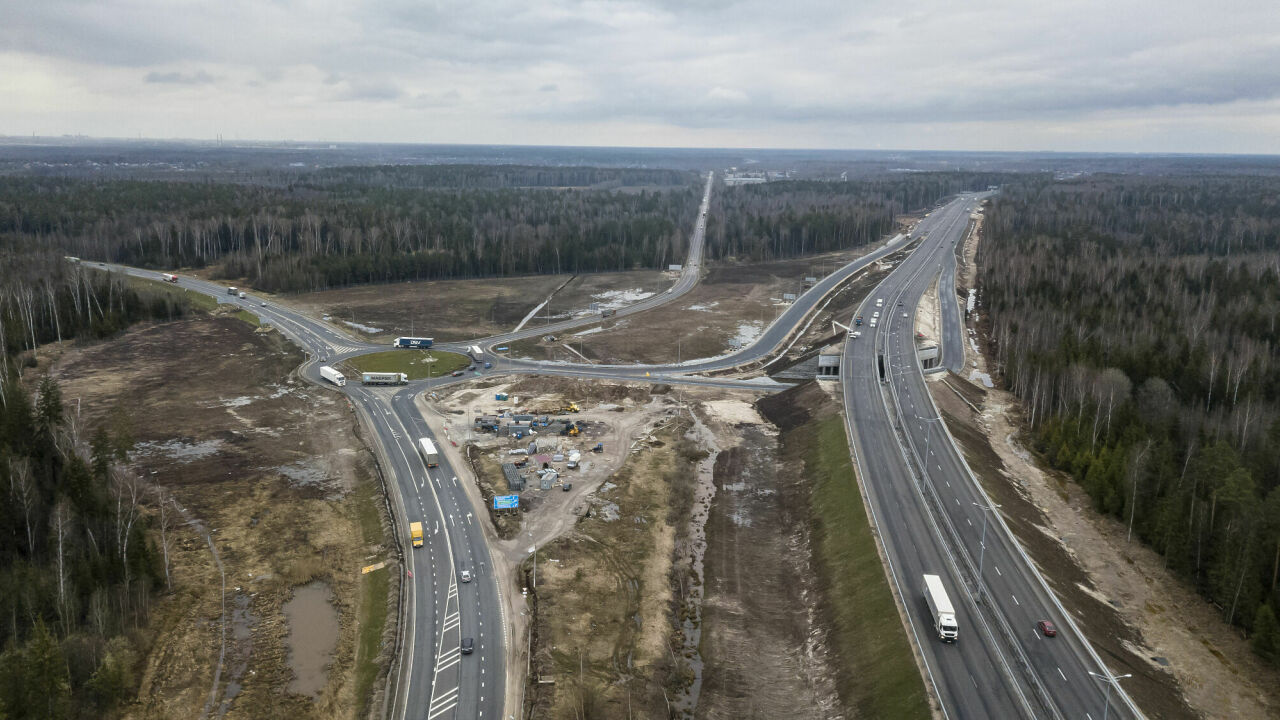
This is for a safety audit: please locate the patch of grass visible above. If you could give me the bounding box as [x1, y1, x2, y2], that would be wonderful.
[234, 309, 261, 326]
[354, 568, 389, 713]
[126, 275, 218, 312]
[346, 349, 469, 380]
[353, 480, 390, 715]
[793, 414, 930, 719]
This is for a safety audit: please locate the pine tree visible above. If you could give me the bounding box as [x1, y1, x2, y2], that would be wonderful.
[1252, 604, 1280, 666]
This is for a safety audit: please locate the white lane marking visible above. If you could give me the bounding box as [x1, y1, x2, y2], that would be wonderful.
[995, 565, 1002, 576]
[1012, 594, 1020, 606]
[1057, 667, 1066, 682]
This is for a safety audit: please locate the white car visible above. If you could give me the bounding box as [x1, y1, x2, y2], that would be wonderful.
[851, 331, 862, 339]
[461, 569, 472, 583]
[873, 311, 880, 318]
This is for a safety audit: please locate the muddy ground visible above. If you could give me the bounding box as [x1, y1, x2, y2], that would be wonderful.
[694, 404, 842, 720]
[518, 244, 907, 366]
[523, 414, 696, 719]
[282, 269, 670, 343]
[48, 315, 392, 720]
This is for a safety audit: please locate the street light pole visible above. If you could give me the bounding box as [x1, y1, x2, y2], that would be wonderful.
[972, 500, 1002, 581]
[1088, 669, 1131, 720]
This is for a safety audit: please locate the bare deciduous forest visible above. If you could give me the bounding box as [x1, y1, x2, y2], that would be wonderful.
[980, 175, 1280, 663]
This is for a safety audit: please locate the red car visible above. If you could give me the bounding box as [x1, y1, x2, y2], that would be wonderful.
[1037, 620, 1058, 637]
[451, 370, 465, 377]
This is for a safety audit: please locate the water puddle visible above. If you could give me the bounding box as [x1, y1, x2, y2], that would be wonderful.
[283, 581, 339, 699]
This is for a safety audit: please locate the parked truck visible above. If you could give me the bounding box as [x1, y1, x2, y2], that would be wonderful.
[410, 521, 424, 548]
[394, 336, 434, 349]
[227, 286, 238, 295]
[319, 366, 346, 387]
[601, 308, 616, 318]
[418, 437, 439, 468]
[160, 273, 179, 283]
[362, 372, 409, 385]
[922, 574, 958, 642]
[855, 315, 863, 326]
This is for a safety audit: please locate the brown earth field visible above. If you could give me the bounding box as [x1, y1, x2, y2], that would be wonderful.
[523, 414, 701, 719]
[511, 244, 906, 366]
[281, 269, 669, 344]
[694, 409, 842, 720]
[47, 313, 395, 720]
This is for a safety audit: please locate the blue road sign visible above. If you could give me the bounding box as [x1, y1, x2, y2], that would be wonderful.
[493, 494, 519, 510]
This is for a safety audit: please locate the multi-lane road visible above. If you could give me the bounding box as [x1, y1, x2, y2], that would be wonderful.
[842, 194, 1140, 719]
[105, 180, 1141, 720]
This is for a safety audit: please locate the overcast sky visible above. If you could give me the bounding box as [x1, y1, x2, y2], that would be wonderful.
[2, 0, 1278, 153]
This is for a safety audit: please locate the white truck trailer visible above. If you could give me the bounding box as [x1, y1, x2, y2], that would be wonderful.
[922, 574, 958, 642]
[362, 372, 409, 385]
[319, 366, 346, 387]
[418, 437, 440, 468]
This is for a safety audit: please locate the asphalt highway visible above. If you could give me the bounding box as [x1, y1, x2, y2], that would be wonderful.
[843, 194, 1140, 720]
[100, 182, 1140, 720]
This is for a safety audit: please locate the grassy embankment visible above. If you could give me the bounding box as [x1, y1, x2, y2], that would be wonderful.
[344, 349, 470, 379]
[353, 479, 391, 715]
[764, 383, 930, 719]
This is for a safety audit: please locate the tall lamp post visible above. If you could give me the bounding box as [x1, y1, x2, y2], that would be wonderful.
[972, 500, 1002, 581]
[1087, 668, 1131, 720]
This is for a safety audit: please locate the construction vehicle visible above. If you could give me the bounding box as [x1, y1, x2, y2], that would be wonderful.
[592, 443, 604, 453]
[410, 522, 424, 548]
[562, 402, 580, 413]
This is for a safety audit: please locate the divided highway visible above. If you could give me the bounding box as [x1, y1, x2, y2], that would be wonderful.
[842, 195, 1140, 719]
[100, 180, 1142, 720]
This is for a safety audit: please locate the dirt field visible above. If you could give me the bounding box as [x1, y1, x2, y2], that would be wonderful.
[693, 396, 844, 720]
[282, 269, 671, 343]
[522, 413, 697, 718]
[515, 245, 900, 366]
[48, 315, 393, 720]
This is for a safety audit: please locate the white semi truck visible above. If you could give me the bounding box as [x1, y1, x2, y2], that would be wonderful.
[418, 437, 440, 468]
[319, 366, 346, 387]
[923, 574, 958, 642]
[361, 372, 409, 385]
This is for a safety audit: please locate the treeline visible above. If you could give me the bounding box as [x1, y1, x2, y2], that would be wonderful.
[706, 173, 1022, 261]
[0, 372, 168, 718]
[0, 168, 701, 293]
[0, 251, 199, 370]
[980, 175, 1280, 663]
[297, 164, 694, 190]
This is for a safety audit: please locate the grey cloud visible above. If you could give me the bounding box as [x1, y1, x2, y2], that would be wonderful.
[3, 0, 1279, 151]
[144, 70, 215, 85]
[335, 80, 403, 102]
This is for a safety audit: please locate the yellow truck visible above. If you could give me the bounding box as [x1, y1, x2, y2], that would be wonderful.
[410, 521, 424, 548]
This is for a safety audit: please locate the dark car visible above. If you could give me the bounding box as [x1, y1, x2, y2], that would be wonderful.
[461, 637, 474, 655]
[1036, 620, 1057, 637]
[562, 482, 572, 492]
